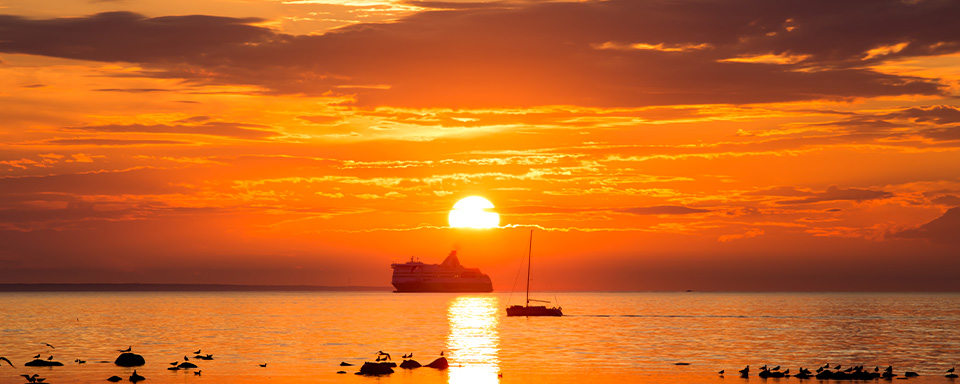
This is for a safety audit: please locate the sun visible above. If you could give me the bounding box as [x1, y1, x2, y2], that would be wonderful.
[449, 196, 500, 229]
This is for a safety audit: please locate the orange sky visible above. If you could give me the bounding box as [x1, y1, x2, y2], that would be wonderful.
[2, 0, 960, 290]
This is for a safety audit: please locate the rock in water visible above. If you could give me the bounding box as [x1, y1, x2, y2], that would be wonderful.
[426, 357, 449, 369]
[400, 359, 422, 369]
[114, 353, 146, 367]
[25, 359, 64, 367]
[177, 362, 198, 369]
[106, 376, 123, 382]
[339, 362, 353, 366]
[358, 362, 394, 375]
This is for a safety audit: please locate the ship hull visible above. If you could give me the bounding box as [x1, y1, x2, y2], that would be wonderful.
[392, 280, 492, 293]
[506, 305, 562, 317]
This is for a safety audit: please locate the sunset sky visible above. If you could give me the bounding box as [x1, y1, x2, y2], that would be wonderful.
[2, 0, 960, 291]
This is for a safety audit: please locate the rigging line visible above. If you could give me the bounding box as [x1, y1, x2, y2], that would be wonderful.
[507, 233, 527, 305]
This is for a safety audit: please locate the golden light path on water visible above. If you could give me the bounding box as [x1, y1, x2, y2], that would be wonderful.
[447, 296, 501, 384]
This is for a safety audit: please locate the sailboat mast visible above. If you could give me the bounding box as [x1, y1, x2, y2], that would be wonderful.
[526, 229, 532, 306]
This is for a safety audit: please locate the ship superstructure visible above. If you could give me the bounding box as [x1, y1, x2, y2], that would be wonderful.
[390, 251, 493, 292]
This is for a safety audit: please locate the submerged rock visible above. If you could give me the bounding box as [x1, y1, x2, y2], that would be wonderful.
[426, 357, 449, 369]
[400, 359, 422, 369]
[25, 359, 64, 367]
[358, 362, 394, 375]
[337, 371, 346, 374]
[114, 353, 146, 367]
[339, 362, 353, 366]
[177, 362, 199, 369]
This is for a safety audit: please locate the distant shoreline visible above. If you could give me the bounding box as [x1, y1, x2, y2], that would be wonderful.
[0, 283, 393, 292]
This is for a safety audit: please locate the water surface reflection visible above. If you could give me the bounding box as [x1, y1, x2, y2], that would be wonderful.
[447, 296, 500, 384]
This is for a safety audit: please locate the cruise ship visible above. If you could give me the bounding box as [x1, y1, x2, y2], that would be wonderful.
[390, 251, 493, 292]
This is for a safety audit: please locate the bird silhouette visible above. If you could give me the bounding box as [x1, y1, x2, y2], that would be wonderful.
[184, 356, 189, 361]
[129, 370, 145, 383]
[118, 346, 131, 353]
[33, 354, 40, 359]
[170, 362, 178, 366]
[949, 368, 956, 373]
[193, 349, 201, 355]
[46, 356, 53, 361]
[35, 378, 46, 383]
[718, 369, 724, 375]
[194, 370, 202, 376]
[772, 366, 780, 371]
[75, 359, 85, 364]
[739, 365, 750, 376]
[260, 363, 267, 368]
[42, 343, 54, 349]
[440, 351, 444, 357]
[0, 357, 14, 367]
[21, 374, 35, 383]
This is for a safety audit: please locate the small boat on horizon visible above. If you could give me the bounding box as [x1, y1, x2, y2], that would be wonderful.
[506, 230, 562, 317]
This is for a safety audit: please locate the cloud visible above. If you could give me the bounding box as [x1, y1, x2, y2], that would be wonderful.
[890, 207, 960, 246]
[43, 138, 189, 146]
[617, 205, 711, 215]
[743, 186, 816, 197]
[2, 0, 956, 107]
[64, 122, 281, 140]
[776, 185, 893, 205]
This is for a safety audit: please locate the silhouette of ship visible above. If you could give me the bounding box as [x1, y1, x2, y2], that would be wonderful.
[506, 230, 562, 316]
[390, 251, 493, 292]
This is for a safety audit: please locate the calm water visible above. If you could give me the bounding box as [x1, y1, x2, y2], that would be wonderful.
[1, 292, 959, 383]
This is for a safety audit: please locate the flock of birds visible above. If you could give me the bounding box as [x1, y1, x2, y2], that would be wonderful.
[722, 363, 959, 379]
[0, 344, 240, 383]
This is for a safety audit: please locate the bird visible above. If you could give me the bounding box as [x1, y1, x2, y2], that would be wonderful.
[718, 369, 724, 375]
[33, 354, 41, 359]
[835, 365, 841, 370]
[129, 369, 145, 382]
[42, 343, 54, 349]
[118, 346, 131, 353]
[375, 351, 391, 361]
[440, 351, 444, 357]
[170, 362, 179, 366]
[259, 363, 267, 368]
[46, 356, 53, 361]
[194, 370, 202, 376]
[184, 356, 190, 361]
[772, 365, 780, 371]
[784, 369, 790, 375]
[760, 365, 767, 371]
[0, 357, 14, 367]
[35, 378, 46, 383]
[21, 374, 35, 383]
[949, 368, 956, 373]
[739, 365, 750, 376]
[75, 359, 86, 364]
[193, 349, 201, 355]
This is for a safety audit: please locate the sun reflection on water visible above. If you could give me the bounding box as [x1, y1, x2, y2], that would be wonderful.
[447, 295, 500, 384]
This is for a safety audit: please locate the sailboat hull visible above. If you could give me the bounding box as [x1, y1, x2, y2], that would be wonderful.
[506, 305, 562, 317]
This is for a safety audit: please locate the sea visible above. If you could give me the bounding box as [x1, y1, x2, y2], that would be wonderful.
[1, 292, 959, 383]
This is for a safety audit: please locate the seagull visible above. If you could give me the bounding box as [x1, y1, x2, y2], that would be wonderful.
[42, 343, 54, 349]
[33, 354, 41, 359]
[21, 374, 36, 383]
[170, 362, 179, 366]
[129, 370, 145, 383]
[739, 365, 750, 375]
[193, 349, 201, 355]
[260, 363, 267, 367]
[949, 368, 956, 373]
[184, 356, 189, 361]
[772, 366, 780, 371]
[194, 370, 202, 376]
[75, 359, 86, 364]
[0, 357, 14, 367]
[46, 356, 53, 361]
[118, 346, 131, 353]
[440, 351, 444, 357]
[718, 370, 724, 375]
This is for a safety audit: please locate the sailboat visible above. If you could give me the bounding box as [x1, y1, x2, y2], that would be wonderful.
[506, 230, 563, 317]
